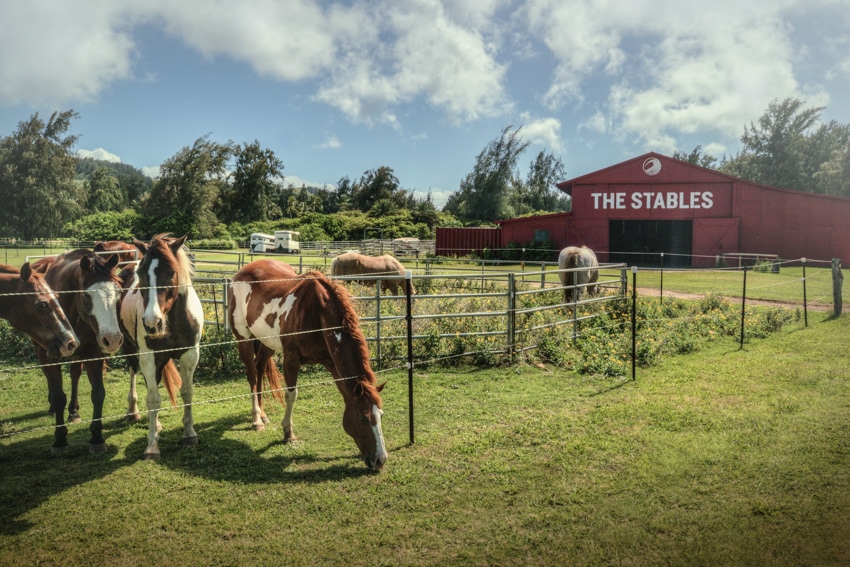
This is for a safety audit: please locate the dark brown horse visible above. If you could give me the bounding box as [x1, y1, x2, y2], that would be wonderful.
[228, 259, 387, 470]
[119, 234, 203, 460]
[0, 263, 78, 358]
[30, 250, 124, 453]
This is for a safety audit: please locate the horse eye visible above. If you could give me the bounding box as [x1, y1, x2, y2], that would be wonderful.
[359, 415, 369, 424]
[36, 300, 49, 311]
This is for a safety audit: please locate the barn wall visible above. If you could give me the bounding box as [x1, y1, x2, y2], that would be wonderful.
[435, 227, 501, 257]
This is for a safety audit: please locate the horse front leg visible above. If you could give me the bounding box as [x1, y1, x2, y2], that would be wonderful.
[281, 357, 300, 443]
[177, 347, 199, 447]
[236, 338, 265, 430]
[84, 358, 107, 453]
[139, 351, 162, 460]
[125, 363, 142, 422]
[68, 361, 82, 423]
[41, 360, 69, 454]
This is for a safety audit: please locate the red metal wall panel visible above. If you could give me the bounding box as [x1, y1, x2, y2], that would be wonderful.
[435, 227, 501, 257]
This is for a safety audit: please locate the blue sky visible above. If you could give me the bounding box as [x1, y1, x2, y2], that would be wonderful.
[1, 1, 849, 209]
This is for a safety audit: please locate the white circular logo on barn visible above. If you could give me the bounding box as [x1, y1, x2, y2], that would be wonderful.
[642, 157, 662, 176]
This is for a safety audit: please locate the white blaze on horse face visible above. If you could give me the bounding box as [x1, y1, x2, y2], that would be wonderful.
[335, 331, 343, 343]
[143, 258, 165, 333]
[371, 404, 387, 466]
[87, 280, 123, 353]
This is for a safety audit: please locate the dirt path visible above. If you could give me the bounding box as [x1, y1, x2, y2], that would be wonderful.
[636, 287, 847, 314]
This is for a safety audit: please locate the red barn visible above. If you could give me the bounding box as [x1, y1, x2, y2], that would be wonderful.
[492, 152, 850, 267]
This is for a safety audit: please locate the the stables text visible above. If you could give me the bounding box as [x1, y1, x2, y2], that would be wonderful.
[591, 191, 714, 210]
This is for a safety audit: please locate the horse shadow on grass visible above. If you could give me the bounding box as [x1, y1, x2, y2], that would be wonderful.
[123, 412, 380, 485]
[0, 413, 378, 536]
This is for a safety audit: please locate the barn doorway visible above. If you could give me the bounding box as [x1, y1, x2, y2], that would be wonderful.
[609, 220, 693, 267]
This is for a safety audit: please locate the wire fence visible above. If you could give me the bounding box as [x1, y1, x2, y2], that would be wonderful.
[0, 255, 844, 445]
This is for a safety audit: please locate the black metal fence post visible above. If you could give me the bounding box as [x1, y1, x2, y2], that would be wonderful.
[631, 266, 637, 381]
[405, 270, 415, 445]
[801, 257, 808, 327]
[740, 265, 748, 349]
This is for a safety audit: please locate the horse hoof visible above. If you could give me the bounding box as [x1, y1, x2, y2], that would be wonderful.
[89, 442, 107, 454]
[181, 436, 198, 447]
[125, 413, 142, 423]
[142, 452, 161, 462]
[68, 414, 82, 424]
[51, 445, 69, 455]
[252, 423, 266, 432]
[283, 433, 297, 444]
[262, 415, 271, 425]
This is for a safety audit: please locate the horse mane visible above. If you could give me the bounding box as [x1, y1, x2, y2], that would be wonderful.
[301, 270, 382, 404]
[149, 233, 194, 290]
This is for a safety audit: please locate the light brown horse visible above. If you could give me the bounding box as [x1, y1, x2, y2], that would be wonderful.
[30, 250, 124, 453]
[228, 259, 387, 470]
[93, 240, 139, 266]
[119, 234, 203, 460]
[331, 252, 415, 296]
[558, 246, 599, 304]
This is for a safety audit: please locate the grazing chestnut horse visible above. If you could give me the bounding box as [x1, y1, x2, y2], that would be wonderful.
[0, 263, 78, 358]
[30, 250, 124, 453]
[93, 240, 139, 266]
[558, 246, 599, 304]
[228, 259, 387, 470]
[331, 252, 415, 295]
[119, 234, 203, 460]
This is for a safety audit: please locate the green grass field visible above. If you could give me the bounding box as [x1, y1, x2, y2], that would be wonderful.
[1, 310, 848, 566]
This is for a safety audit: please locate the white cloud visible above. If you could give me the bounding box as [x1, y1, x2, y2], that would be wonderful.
[0, 1, 136, 106]
[76, 148, 122, 163]
[517, 116, 563, 153]
[315, 1, 511, 125]
[141, 166, 160, 179]
[319, 135, 342, 150]
[524, 0, 836, 151]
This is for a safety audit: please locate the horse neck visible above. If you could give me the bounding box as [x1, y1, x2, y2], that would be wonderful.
[0, 273, 22, 318]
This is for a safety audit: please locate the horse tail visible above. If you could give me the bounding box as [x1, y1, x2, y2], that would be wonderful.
[262, 357, 285, 404]
[161, 360, 182, 407]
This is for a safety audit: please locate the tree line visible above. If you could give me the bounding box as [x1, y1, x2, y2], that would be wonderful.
[0, 99, 847, 242]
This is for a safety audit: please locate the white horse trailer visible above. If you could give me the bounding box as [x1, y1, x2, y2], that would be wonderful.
[274, 231, 300, 253]
[249, 233, 275, 253]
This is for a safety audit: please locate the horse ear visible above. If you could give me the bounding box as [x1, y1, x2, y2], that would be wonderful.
[80, 254, 93, 272]
[170, 234, 189, 255]
[104, 253, 119, 271]
[377, 381, 386, 393]
[19, 262, 32, 281]
[132, 238, 148, 256]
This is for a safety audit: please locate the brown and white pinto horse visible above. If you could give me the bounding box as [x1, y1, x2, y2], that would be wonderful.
[0, 263, 77, 358]
[558, 245, 599, 304]
[228, 259, 387, 471]
[30, 250, 124, 453]
[120, 234, 203, 460]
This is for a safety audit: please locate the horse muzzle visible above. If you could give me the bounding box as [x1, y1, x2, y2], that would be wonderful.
[48, 332, 79, 358]
[364, 452, 387, 471]
[98, 331, 124, 354]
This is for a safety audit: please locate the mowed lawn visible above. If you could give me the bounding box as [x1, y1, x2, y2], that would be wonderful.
[1, 311, 849, 566]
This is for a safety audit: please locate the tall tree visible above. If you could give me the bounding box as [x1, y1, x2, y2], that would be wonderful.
[87, 166, 125, 212]
[444, 126, 530, 223]
[518, 150, 570, 213]
[673, 146, 718, 169]
[219, 140, 283, 224]
[721, 97, 850, 196]
[351, 166, 404, 212]
[0, 110, 85, 238]
[140, 135, 234, 238]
